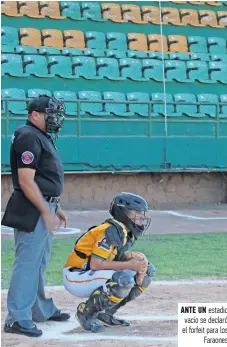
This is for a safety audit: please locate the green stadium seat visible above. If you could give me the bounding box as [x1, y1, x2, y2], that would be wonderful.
[1, 27, 19, 46]
[1, 54, 26, 77]
[60, 2, 84, 20]
[207, 37, 227, 53]
[106, 32, 127, 51]
[47, 56, 73, 78]
[211, 54, 227, 62]
[62, 48, 84, 56]
[119, 58, 146, 81]
[165, 61, 188, 82]
[85, 31, 106, 50]
[127, 92, 149, 117]
[54, 90, 78, 115]
[188, 36, 208, 53]
[148, 52, 169, 60]
[169, 53, 190, 61]
[197, 94, 218, 117]
[1, 45, 14, 53]
[209, 62, 227, 83]
[106, 50, 126, 59]
[23, 55, 49, 77]
[81, 2, 106, 21]
[142, 59, 163, 82]
[83, 49, 105, 57]
[28, 89, 52, 98]
[97, 58, 124, 81]
[190, 53, 210, 61]
[1, 89, 27, 115]
[104, 92, 134, 117]
[72, 57, 101, 79]
[16, 46, 37, 54]
[78, 91, 110, 116]
[151, 93, 179, 117]
[39, 47, 61, 55]
[128, 51, 148, 59]
[219, 95, 227, 118]
[174, 93, 203, 117]
[186, 61, 212, 83]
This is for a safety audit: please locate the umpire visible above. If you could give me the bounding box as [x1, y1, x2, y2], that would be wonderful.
[2, 95, 70, 337]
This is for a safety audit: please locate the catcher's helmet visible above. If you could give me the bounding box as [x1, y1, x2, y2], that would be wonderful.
[27, 95, 65, 134]
[109, 192, 151, 238]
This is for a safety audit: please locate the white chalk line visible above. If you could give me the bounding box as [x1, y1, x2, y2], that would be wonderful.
[157, 210, 227, 220]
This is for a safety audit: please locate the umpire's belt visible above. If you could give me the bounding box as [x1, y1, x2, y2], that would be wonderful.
[44, 196, 60, 204]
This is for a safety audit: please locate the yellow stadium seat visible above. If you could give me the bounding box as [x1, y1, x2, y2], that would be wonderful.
[42, 29, 63, 49]
[1, 1, 21, 17]
[101, 3, 126, 23]
[168, 35, 188, 53]
[39, 1, 65, 19]
[18, 1, 44, 18]
[180, 9, 203, 27]
[161, 7, 182, 26]
[64, 30, 86, 49]
[122, 4, 144, 24]
[128, 33, 148, 51]
[217, 11, 227, 27]
[148, 34, 168, 53]
[189, 1, 206, 4]
[171, 1, 187, 3]
[199, 10, 219, 27]
[20, 28, 41, 48]
[141, 6, 161, 24]
[205, 1, 222, 6]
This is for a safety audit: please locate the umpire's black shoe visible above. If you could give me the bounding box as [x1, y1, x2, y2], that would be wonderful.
[48, 312, 70, 322]
[4, 320, 42, 337]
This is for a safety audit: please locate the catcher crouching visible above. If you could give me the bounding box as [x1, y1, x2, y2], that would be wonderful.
[63, 192, 156, 333]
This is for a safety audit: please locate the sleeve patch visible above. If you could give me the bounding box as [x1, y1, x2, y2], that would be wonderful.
[97, 237, 111, 251]
[21, 151, 34, 165]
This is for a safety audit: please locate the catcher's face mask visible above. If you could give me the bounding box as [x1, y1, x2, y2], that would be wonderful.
[44, 97, 65, 134]
[126, 209, 151, 235]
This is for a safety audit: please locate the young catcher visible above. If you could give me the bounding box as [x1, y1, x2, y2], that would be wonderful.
[63, 192, 156, 333]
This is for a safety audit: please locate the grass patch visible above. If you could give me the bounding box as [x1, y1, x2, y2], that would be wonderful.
[2, 233, 227, 289]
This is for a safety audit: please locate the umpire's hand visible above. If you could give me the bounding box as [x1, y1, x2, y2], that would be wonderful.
[56, 206, 67, 228]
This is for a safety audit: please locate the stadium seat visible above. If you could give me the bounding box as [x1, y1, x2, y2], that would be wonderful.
[119, 58, 146, 81]
[20, 28, 41, 48]
[39, 1, 65, 19]
[2, 27, 19, 46]
[188, 36, 208, 53]
[103, 92, 134, 117]
[60, 2, 84, 20]
[217, 11, 227, 27]
[207, 37, 227, 54]
[148, 34, 168, 52]
[142, 59, 163, 82]
[205, 1, 222, 5]
[190, 53, 210, 61]
[81, 2, 106, 21]
[1, 54, 26, 77]
[72, 57, 101, 79]
[211, 54, 227, 62]
[97, 58, 124, 80]
[101, 3, 126, 23]
[151, 93, 179, 117]
[174, 93, 203, 117]
[189, 1, 206, 4]
[127, 92, 150, 117]
[197, 94, 218, 117]
[219, 95, 227, 118]
[169, 53, 190, 60]
[18, 1, 44, 18]
[161, 7, 182, 26]
[54, 90, 78, 115]
[39, 47, 61, 55]
[179, 9, 202, 27]
[64, 30, 85, 49]
[1, 89, 27, 115]
[23, 55, 50, 77]
[168, 35, 188, 53]
[106, 32, 127, 51]
[84, 49, 105, 57]
[208, 62, 227, 83]
[85, 31, 106, 50]
[16, 46, 37, 54]
[1, 1, 22, 16]
[186, 61, 211, 83]
[42, 29, 63, 49]
[165, 61, 188, 82]
[28, 89, 52, 98]
[47, 56, 74, 78]
[198, 10, 219, 27]
[122, 4, 144, 24]
[148, 52, 169, 60]
[62, 48, 84, 56]
[128, 33, 148, 51]
[128, 51, 148, 59]
[141, 5, 161, 24]
[78, 91, 110, 116]
[1, 45, 14, 53]
[106, 50, 126, 59]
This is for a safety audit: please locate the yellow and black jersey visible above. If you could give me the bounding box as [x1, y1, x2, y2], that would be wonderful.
[64, 219, 129, 270]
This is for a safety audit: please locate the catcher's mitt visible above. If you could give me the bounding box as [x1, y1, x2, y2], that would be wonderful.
[124, 251, 148, 286]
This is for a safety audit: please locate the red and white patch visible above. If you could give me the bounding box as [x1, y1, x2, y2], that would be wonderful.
[21, 151, 34, 165]
[97, 237, 111, 251]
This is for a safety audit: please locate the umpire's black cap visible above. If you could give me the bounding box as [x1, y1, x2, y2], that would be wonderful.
[27, 95, 51, 114]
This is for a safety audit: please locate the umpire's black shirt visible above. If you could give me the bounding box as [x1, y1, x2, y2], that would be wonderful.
[11, 120, 64, 196]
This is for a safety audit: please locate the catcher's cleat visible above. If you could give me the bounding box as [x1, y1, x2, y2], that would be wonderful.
[97, 312, 130, 327]
[76, 303, 105, 333]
